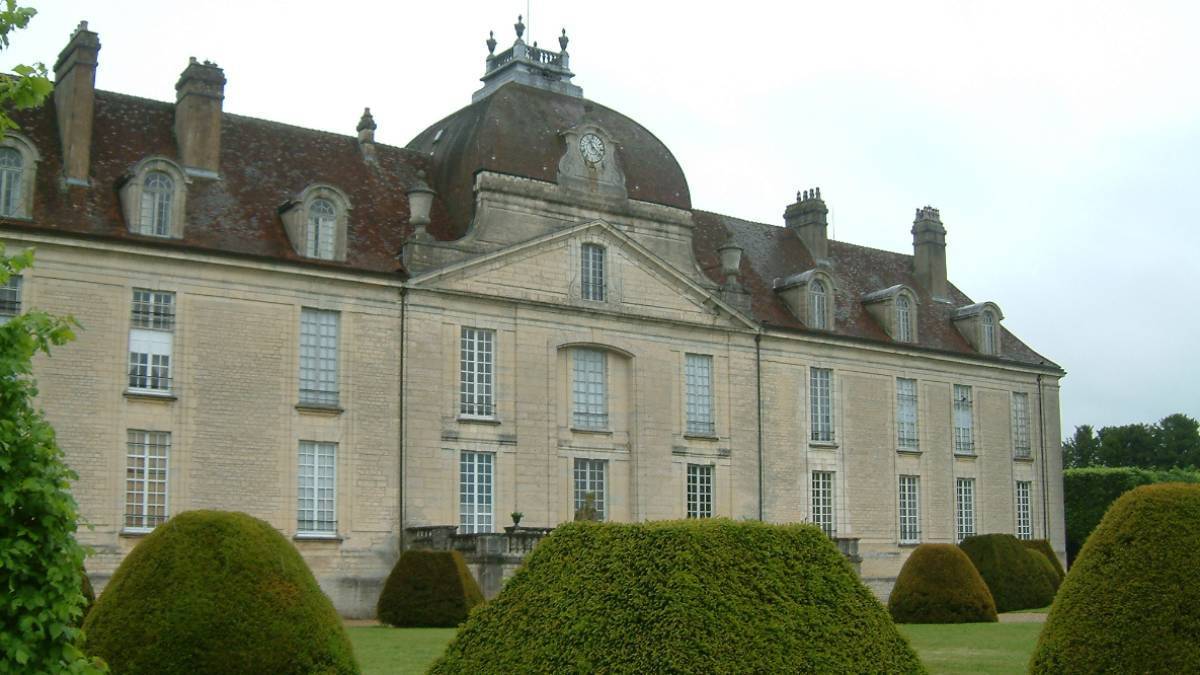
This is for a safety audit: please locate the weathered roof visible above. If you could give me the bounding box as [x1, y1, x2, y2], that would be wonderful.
[2, 90, 456, 275]
[407, 82, 691, 238]
[692, 210, 1061, 370]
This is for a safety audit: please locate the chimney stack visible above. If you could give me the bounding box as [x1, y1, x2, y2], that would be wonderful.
[52, 21, 100, 186]
[174, 57, 226, 176]
[912, 206, 948, 301]
[784, 187, 828, 261]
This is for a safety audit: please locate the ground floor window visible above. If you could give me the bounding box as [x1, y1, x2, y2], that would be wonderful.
[898, 475, 920, 544]
[125, 430, 169, 530]
[955, 477, 976, 542]
[686, 463, 713, 518]
[812, 470, 836, 537]
[573, 457, 607, 521]
[460, 450, 494, 533]
[1015, 480, 1033, 540]
[298, 441, 337, 534]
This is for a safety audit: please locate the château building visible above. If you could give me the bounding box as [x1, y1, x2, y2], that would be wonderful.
[2, 19, 1065, 616]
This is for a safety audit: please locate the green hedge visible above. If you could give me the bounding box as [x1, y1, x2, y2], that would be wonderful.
[887, 544, 997, 624]
[376, 550, 483, 627]
[83, 510, 358, 674]
[958, 533, 1055, 612]
[1021, 539, 1065, 581]
[1032, 483, 1200, 673]
[431, 520, 925, 673]
[1025, 549, 1061, 593]
[1064, 467, 1200, 563]
[78, 570, 94, 627]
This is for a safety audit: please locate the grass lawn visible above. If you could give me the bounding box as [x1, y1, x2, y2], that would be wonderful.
[347, 626, 456, 675]
[899, 622, 1043, 674]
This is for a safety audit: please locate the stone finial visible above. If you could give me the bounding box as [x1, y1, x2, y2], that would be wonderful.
[559, 28, 569, 51]
[717, 237, 744, 284]
[407, 169, 437, 231]
[357, 107, 376, 145]
[514, 14, 525, 40]
[797, 187, 822, 202]
[486, 30, 497, 55]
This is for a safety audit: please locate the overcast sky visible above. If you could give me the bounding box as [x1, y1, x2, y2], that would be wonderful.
[4, 1, 1197, 436]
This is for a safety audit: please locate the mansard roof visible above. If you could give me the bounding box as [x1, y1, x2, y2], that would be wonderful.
[692, 210, 1061, 370]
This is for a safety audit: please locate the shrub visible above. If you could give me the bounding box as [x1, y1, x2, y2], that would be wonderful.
[430, 519, 926, 673]
[376, 550, 483, 627]
[958, 533, 1055, 612]
[78, 570, 95, 626]
[1021, 539, 1065, 580]
[887, 544, 997, 624]
[1025, 549, 1061, 593]
[1031, 483, 1200, 673]
[83, 510, 358, 674]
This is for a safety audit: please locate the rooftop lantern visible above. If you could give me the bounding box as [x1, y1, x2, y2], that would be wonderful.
[473, 16, 581, 103]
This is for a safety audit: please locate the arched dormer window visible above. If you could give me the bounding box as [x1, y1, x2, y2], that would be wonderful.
[0, 133, 40, 219]
[306, 198, 337, 259]
[280, 185, 352, 262]
[896, 295, 914, 343]
[119, 157, 189, 238]
[0, 148, 23, 216]
[981, 310, 997, 354]
[809, 278, 829, 329]
[951, 302, 1003, 356]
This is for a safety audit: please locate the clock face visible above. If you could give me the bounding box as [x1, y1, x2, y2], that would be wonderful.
[579, 133, 605, 164]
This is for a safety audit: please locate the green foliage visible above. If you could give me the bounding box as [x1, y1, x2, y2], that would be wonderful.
[0, 246, 101, 673]
[431, 519, 926, 674]
[573, 492, 600, 521]
[1021, 539, 1065, 580]
[1063, 414, 1200, 470]
[83, 510, 358, 674]
[1025, 549, 1061, 593]
[958, 534, 1055, 613]
[77, 571, 94, 627]
[888, 544, 997, 624]
[375, 551, 483, 628]
[1063, 466, 1200, 562]
[0, 1, 52, 134]
[1031, 483, 1200, 673]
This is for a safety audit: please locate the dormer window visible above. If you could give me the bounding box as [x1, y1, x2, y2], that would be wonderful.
[896, 295, 914, 342]
[0, 133, 40, 219]
[952, 302, 1004, 356]
[981, 310, 997, 354]
[581, 243, 605, 301]
[306, 198, 337, 259]
[863, 285, 919, 343]
[139, 171, 175, 236]
[0, 148, 22, 216]
[119, 157, 189, 238]
[809, 279, 829, 329]
[774, 269, 835, 331]
[280, 185, 352, 262]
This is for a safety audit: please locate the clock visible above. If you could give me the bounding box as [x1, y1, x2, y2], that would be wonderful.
[579, 133, 605, 164]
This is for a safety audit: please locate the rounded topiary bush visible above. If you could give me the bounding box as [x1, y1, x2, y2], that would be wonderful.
[887, 544, 997, 624]
[1026, 549, 1061, 593]
[83, 510, 358, 674]
[430, 519, 926, 674]
[1021, 539, 1065, 581]
[1031, 483, 1200, 674]
[958, 533, 1055, 612]
[376, 550, 483, 627]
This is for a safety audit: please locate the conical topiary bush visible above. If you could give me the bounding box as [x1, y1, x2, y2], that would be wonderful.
[83, 510, 358, 674]
[888, 544, 997, 623]
[376, 550, 483, 627]
[958, 533, 1055, 612]
[1025, 548, 1061, 593]
[1031, 483, 1200, 673]
[430, 519, 926, 673]
[1021, 539, 1065, 581]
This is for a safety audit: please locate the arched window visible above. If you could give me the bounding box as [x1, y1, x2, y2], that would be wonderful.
[0, 148, 22, 217]
[896, 295, 913, 342]
[139, 171, 174, 236]
[809, 279, 828, 329]
[307, 198, 337, 259]
[981, 310, 997, 354]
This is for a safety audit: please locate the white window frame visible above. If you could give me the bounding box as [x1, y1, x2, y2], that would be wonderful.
[896, 294, 914, 342]
[0, 274, 21, 322]
[0, 146, 23, 217]
[1016, 480, 1033, 540]
[459, 450, 494, 533]
[125, 430, 170, 531]
[1012, 392, 1031, 458]
[808, 278, 828, 329]
[297, 441, 337, 536]
[581, 243, 606, 302]
[128, 289, 175, 394]
[306, 197, 337, 259]
[459, 327, 496, 418]
[686, 463, 713, 518]
[981, 310, 998, 354]
[953, 384, 974, 455]
[810, 367, 834, 443]
[896, 377, 919, 451]
[139, 170, 175, 237]
[573, 457, 608, 521]
[572, 348, 608, 429]
[956, 477, 976, 542]
[898, 474, 920, 544]
[685, 353, 715, 436]
[811, 470, 836, 537]
[299, 308, 339, 407]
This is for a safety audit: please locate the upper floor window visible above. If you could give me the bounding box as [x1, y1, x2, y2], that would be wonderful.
[299, 308, 339, 407]
[685, 353, 715, 436]
[808, 279, 828, 329]
[896, 378, 918, 451]
[810, 367, 834, 443]
[139, 171, 175, 236]
[572, 348, 608, 429]
[0, 274, 22, 322]
[128, 289, 175, 394]
[953, 384, 974, 455]
[581, 243, 606, 301]
[896, 295, 914, 342]
[280, 184, 351, 262]
[306, 198, 337, 260]
[0, 147, 22, 216]
[460, 327, 495, 418]
[981, 310, 998, 354]
[120, 157, 188, 238]
[1012, 392, 1031, 458]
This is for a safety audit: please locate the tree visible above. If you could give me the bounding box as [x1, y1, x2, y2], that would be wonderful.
[1063, 425, 1100, 469]
[1096, 423, 1158, 468]
[1063, 415, 1200, 470]
[1154, 413, 1200, 469]
[0, 0, 53, 133]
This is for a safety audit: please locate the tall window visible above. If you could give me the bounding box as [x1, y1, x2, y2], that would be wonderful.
[685, 353, 714, 436]
[953, 384, 974, 455]
[1015, 480, 1033, 540]
[808, 279, 828, 329]
[981, 310, 997, 354]
[306, 198, 337, 259]
[0, 147, 22, 217]
[299, 308, 339, 406]
[896, 378, 919, 450]
[297, 441, 336, 535]
[459, 451, 494, 533]
[0, 274, 21, 322]
[898, 475, 920, 544]
[896, 295, 913, 342]
[581, 243, 605, 301]
[460, 327, 495, 418]
[1012, 392, 1031, 458]
[139, 171, 174, 236]
[686, 463, 713, 518]
[955, 477, 976, 542]
[810, 367, 834, 443]
[811, 470, 836, 537]
[128, 289, 175, 393]
[573, 458, 607, 521]
[125, 430, 169, 531]
[572, 348, 608, 429]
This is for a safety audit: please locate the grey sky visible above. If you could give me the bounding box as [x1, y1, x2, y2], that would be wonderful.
[5, 1, 1198, 436]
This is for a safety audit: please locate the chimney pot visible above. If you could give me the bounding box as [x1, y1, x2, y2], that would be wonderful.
[784, 187, 829, 261]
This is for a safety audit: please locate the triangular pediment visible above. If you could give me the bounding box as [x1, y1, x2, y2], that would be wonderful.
[407, 220, 755, 329]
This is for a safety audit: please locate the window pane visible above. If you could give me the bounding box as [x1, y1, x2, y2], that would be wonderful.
[810, 368, 834, 442]
[981, 312, 997, 354]
[459, 451, 494, 533]
[896, 378, 918, 449]
[686, 464, 713, 518]
[898, 475, 920, 544]
[0, 274, 22, 319]
[572, 348, 607, 429]
[573, 458, 608, 521]
[460, 327, 495, 417]
[685, 354, 714, 436]
[896, 295, 912, 342]
[809, 280, 827, 329]
[125, 430, 170, 530]
[1016, 481, 1032, 540]
[581, 243, 605, 301]
[140, 171, 174, 236]
[811, 470, 835, 537]
[0, 147, 22, 217]
[1012, 392, 1031, 457]
[956, 477, 976, 542]
[953, 385, 974, 454]
[307, 198, 337, 259]
[299, 308, 339, 406]
[128, 328, 173, 392]
[297, 441, 337, 533]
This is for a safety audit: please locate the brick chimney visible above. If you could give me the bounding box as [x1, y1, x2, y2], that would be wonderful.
[174, 58, 225, 176]
[784, 187, 828, 261]
[912, 206, 948, 301]
[52, 21, 100, 186]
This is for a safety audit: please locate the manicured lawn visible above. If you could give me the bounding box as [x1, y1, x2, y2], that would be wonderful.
[899, 622, 1043, 674]
[347, 626, 456, 675]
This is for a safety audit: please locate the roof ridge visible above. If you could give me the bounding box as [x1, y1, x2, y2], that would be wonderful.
[696, 208, 916, 261]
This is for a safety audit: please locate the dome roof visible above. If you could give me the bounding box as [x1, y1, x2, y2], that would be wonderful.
[407, 82, 691, 239]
